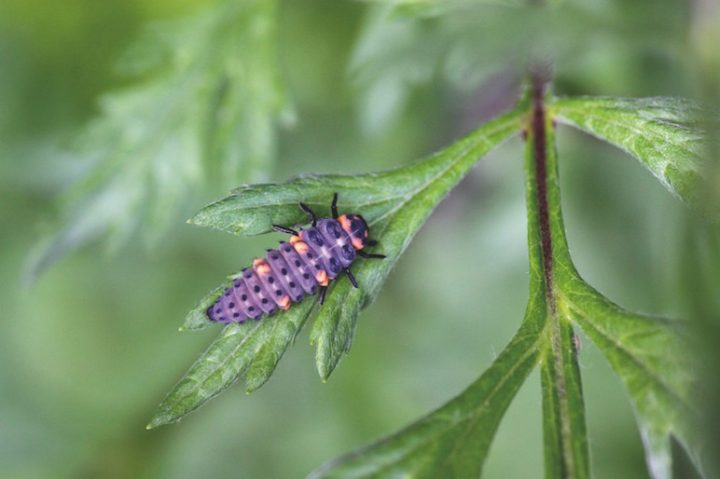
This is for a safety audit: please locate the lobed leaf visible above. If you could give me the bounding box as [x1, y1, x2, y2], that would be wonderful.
[552, 96, 718, 219]
[191, 107, 525, 379]
[307, 306, 545, 479]
[151, 107, 524, 427]
[555, 273, 706, 479]
[147, 297, 315, 429]
[25, 0, 285, 282]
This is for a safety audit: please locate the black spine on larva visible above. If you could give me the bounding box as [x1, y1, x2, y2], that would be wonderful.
[206, 217, 358, 324]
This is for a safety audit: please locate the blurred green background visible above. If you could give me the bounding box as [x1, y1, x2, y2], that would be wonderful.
[1, 1, 717, 478]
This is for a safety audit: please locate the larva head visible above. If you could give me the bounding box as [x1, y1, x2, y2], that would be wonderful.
[338, 214, 369, 250]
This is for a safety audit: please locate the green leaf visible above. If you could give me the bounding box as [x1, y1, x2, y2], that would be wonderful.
[524, 85, 590, 478]
[552, 96, 717, 219]
[147, 297, 314, 429]
[151, 107, 523, 428]
[191, 108, 524, 380]
[307, 309, 545, 479]
[25, 0, 286, 282]
[556, 274, 706, 479]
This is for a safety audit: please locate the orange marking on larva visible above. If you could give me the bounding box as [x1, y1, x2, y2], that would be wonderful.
[289, 235, 301, 245]
[338, 214, 352, 232]
[293, 241, 309, 254]
[253, 258, 271, 275]
[278, 295, 291, 310]
[315, 269, 328, 286]
[351, 236, 364, 250]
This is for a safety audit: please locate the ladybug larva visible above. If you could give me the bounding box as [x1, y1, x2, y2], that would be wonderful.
[206, 193, 385, 323]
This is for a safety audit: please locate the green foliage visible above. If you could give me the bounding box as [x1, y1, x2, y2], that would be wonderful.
[557, 276, 704, 478]
[8, 1, 719, 477]
[150, 83, 714, 478]
[308, 314, 544, 479]
[147, 297, 314, 429]
[24, 0, 286, 282]
[147, 108, 524, 429]
[553, 97, 717, 219]
[22, 0, 712, 475]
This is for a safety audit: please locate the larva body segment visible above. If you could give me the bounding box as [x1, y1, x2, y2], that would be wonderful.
[206, 210, 374, 324]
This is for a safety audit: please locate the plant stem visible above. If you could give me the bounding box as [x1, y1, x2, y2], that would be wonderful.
[525, 64, 590, 479]
[530, 65, 555, 311]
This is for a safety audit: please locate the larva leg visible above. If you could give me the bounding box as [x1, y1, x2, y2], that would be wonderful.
[358, 251, 386, 259]
[345, 268, 358, 288]
[272, 224, 298, 235]
[331, 192, 339, 219]
[299, 202, 318, 226]
[319, 285, 328, 305]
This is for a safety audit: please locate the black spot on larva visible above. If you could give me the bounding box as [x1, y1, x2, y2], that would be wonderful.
[229, 302, 235, 308]
[244, 270, 252, 278]
[268, 276, 274, 283]
[329, 257, 340, 273]
[310, 285, 317, 293]
[234, 280, 241, 287]
[215, 308, 221, 314]
[225, 289, 231, 297]
[307, 252, 313, 258]
[262, 298, 268, 304]
[249, 306, 255, 312]
[351, 218, 365, 233]
[342, 244, 354, 259]
[271, 253, 279, 259]
[307, 230, 323, 246]
[241, 294, 247, 301]
[281, 268, 288, 275]
[289, 281, 296, 288]
[294, 260, 301, 267]
[275, 290, 282, 296]
[328, 221, 342, 238]
[315, 264, 321, 269]
[283, 244, 292, 251]
[233, 312, 240, 318]
[254, 286, 260, 293]
[303, 273, 310, 279]
[218, 316, 224, 322]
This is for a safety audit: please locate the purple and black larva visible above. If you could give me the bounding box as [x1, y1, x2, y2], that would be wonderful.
[206, 193, 386, 324]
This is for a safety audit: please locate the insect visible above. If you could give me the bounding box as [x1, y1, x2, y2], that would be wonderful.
[206, 193, 385, 324]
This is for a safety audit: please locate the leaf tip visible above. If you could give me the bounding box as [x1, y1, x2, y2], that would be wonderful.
[145, 417, 163, 430]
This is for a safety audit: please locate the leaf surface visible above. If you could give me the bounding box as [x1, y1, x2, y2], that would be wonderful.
[556, 273, 705, 479]
[149, 107, 524, 427]
[191, 108, 524, 379]
[553, 96, 716, 218]
[147, 297, 314, 429]
[307, 309, 544, 479]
